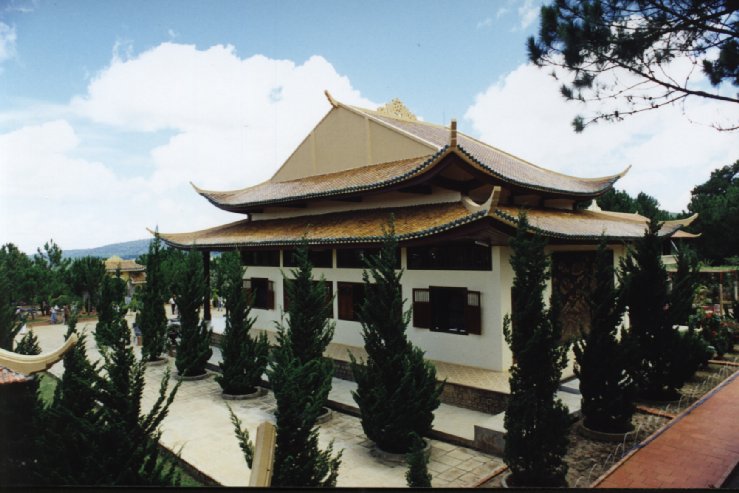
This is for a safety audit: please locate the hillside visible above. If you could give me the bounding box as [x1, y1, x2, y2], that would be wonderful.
[64, 238, 151, 260]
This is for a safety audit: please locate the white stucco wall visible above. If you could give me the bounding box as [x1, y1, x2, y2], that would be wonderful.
[240, 247, 509, 372]
[238, 243, 630, 373]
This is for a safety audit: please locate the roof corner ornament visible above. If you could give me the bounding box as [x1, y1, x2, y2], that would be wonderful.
[324, 90, 339, 108]
[450, 119, 458, 148]
[0, 333, 78, 375]
[376, 98, 417, 121]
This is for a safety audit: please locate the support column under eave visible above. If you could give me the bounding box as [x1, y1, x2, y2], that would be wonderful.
[203, 250, 211, 322]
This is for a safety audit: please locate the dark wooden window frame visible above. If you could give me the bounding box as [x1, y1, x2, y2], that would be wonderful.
[282, 248, 333, 268]
[244, 277, 275, 310]
[412, 286, 481, 335]
[337, 281, 366, 321]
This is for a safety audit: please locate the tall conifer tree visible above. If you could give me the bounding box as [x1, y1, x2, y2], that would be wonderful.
[574, 236, 635, 433]
[267, 242, 342, 487]
[620, 217, 684, 399]
[173, 249, 212, 377]
[350, 222, 443, 454]
[503, 212, 569, 487]
[216, 251, 269, 394]
[140, 234, 168, 362]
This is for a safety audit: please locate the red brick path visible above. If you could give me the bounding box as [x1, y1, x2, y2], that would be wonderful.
[594, 370, 739, 489]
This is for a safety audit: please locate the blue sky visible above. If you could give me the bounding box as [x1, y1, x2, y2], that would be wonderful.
[1, 0, 737, 252]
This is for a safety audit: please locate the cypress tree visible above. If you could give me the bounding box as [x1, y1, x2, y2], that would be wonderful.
[350, 221, 443, 454]
[574, 236, 636, 433]
[503, 211, 569, 487]
[35, 304, 181, 485]
[670, 245, 712, 382]
[94, 271, 127, 349]
[216, 251, 269, 395]
[173, 249, 212, 377]
[15, 330, 41, 355]
[268, 242, 342, 487]
[405, 433, 432, 487]
[140, 234, 168, 362]
[620, 217, 684, 399]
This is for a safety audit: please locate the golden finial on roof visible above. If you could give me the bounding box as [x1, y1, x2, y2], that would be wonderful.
[376, 98, 417, 121]
[450, 118, 457, 148]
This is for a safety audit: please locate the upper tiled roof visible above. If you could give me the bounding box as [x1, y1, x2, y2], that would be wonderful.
[156, 197, 695, 250]
[193, 98, 628, 211]
[363, 109, 628, 196]
[194, 154, 439, 212]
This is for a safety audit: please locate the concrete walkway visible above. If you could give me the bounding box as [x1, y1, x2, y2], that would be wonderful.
[30, 319, 507, 487]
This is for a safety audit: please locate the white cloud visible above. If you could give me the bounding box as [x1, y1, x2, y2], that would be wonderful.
[464, 63, 739, 213]
[1, 43, 377, 252]
[476, 17, 493, 30]
[517, 0, 540, 29]
[0, 21, 17, 62]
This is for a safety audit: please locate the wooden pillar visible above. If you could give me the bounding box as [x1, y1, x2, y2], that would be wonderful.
[203, 250, 211, 322]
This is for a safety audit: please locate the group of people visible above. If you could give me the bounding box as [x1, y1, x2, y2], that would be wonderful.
[49, 304, 71, 325]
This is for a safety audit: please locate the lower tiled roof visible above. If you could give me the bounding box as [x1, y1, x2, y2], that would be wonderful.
[157, 200, 695, 250]
[0, 366, 32, 385]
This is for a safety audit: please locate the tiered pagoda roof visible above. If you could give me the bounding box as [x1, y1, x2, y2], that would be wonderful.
[157, 94, 695, 250]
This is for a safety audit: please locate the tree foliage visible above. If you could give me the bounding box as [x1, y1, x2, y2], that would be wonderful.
[574, 237, 636, 433]
[597, 188, 671, 220]
[67, 256, 105, 314]
[687, 160, 739, 263]
[0, 243, 38, 304]
[620, 217, 687, 399]
[528, 0, 738, 131]
[216, 251, 269, 395]
[405, 433, 432, 488]
[503, 212, 569, 487]
[0, 269, 23, 351]
[94, 271, 128, 349]
[33, 239, 71, 306]
[268, 242, 341, 487]
[173, 249, 212, 377]
[34, 305, 181, 486]
[350, 222, 443, 454]
[140, 235, 169, 362]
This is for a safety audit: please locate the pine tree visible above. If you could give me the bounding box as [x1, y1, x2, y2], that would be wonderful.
[574, 236, 635, 433]
[173, 249, 212, 377]
[405, 433, 432, 487]
[94, 271, 128, 349]
[140, 234, 169, 362]
[267, 242, 342, 487]
[620, 217, 684, 399]
[216, 251, 269, 395]
[503, 211, 569, 487]
[350, 221, 443, 454]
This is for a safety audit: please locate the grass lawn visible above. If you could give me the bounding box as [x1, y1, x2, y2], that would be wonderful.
[37, 372, 204, 487]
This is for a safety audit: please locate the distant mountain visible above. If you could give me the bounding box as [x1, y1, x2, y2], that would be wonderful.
[64, 238, 152, 260]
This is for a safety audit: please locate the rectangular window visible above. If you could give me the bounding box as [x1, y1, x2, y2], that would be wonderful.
[407, 242, 492, 271]
[337, 281, 366, 321]
[240, 250, 280, 267]
[283, 279, 333, 317]
[282, 248, 333, 268]
[413, 286, 481, 335]
[244, 277, 275, 310]
[336, 248, 400, 269]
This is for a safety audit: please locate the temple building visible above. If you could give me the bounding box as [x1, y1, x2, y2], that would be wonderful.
[104, 255, 146, 297]
[156, 92, 695, 374]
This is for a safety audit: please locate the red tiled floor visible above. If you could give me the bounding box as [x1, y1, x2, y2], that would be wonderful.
[595, 370, 739, 489]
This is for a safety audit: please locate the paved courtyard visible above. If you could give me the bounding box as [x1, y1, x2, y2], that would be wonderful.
[32, 317, 505, 487]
